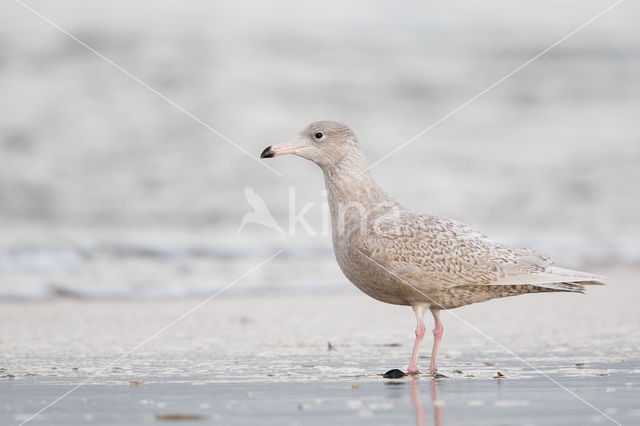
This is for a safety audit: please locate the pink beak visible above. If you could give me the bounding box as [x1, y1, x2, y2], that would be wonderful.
[260, 143, 304, 158]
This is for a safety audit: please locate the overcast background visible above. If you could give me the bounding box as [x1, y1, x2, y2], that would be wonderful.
[1, 0, 638, 300]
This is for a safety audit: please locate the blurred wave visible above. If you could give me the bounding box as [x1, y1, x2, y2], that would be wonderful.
[0, 231, 637, 301]
[1, 1, 639, 300]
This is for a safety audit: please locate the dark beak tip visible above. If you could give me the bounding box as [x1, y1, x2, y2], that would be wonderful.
[260, 146, 274, 159]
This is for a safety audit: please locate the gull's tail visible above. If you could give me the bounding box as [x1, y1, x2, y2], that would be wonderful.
[528, 266, 606, 293]
[495, 266, 606, 293]
[545, 266, 606, 284]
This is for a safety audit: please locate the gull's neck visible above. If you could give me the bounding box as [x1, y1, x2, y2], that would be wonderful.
[321, 154, 397, 238]
[322, 154, 392, 204]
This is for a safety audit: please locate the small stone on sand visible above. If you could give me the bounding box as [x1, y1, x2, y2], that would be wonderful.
[155, 414, 208, 421]
[383, 369, 406, 379]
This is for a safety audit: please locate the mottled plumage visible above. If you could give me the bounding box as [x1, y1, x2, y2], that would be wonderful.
[261, 121, 605, 374]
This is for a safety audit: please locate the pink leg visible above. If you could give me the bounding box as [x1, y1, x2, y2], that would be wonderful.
[407, 305, 427, 374]
[429, 310, 444, 373]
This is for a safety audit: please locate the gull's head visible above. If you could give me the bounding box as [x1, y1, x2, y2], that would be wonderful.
[260, 121, 363, 168]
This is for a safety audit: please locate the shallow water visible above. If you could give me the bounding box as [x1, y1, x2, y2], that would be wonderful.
[4, 373, 638, 425]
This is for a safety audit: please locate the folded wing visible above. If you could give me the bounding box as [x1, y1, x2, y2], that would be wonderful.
[361, 210, 605, 293]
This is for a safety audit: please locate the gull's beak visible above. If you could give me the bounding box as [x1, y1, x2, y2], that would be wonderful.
[260, 143, 304, 159]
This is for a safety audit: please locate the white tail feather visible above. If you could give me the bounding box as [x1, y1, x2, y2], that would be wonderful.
[493, 266, 606, 286]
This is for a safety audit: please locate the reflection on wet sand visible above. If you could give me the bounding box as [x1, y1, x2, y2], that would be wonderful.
[409, 377, 443, 426]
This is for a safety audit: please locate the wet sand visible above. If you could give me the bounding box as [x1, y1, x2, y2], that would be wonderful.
[5, 375, 638, 425]
[1, 266, 638, 425]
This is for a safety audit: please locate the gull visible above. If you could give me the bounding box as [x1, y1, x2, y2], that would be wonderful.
[260, 121, 605, 374]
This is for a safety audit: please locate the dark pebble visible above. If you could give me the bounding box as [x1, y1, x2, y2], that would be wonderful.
[452, 370, 463, 374]
[575, 363, 586, 368]
[383, 369, 406, 379]
[327, 342, 335, 351]
[155, 414, 208, 421]
[433, 373, 448, 379]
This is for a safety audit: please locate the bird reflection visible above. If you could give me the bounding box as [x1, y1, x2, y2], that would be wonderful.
[409, 376, 443, 426]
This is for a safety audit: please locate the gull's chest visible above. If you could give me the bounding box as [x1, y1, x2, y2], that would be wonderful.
[331, 230, 413, 306]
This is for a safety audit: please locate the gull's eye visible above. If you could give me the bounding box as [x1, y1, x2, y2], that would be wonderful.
[314, 132, 324, 139]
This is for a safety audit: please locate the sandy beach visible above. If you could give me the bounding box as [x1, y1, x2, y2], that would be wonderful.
[2, 265, 638, 425]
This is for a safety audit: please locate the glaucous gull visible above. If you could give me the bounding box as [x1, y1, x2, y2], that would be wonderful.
[260, 121, 605, 374]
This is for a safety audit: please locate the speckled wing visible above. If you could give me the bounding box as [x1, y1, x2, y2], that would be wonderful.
[360, 209, 604, 292]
